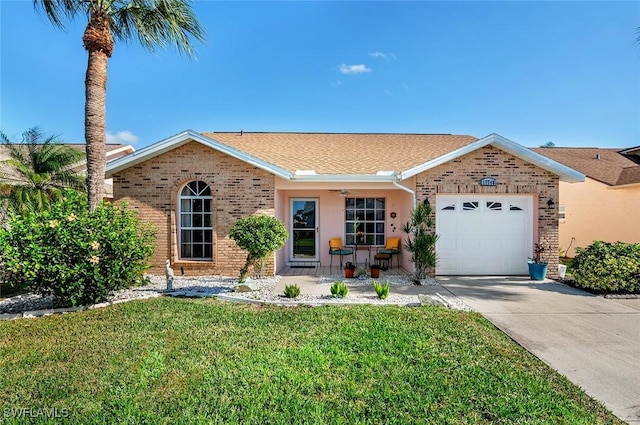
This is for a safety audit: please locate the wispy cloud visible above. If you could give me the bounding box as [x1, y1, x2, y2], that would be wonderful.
[106, 130, 139, 145]
[401, 82, 409, 90]
[331, 80, 344, 87]
[369, 51, 396, 60]
[339, 64, 372, 75]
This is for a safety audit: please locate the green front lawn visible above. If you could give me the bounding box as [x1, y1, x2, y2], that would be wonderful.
[0, 299, 621, 424]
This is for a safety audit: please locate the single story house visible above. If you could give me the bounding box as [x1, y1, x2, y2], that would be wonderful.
[105, 131, 584, 278]
[531, 146, 640, 257]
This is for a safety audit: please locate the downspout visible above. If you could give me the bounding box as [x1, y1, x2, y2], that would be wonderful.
[392, 174, 416, 277]
[392, 174, 416, 208]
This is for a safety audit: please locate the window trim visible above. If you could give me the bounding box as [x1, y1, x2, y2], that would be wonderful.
[344, 197, 386, 246]
[178, 180, 213, 261]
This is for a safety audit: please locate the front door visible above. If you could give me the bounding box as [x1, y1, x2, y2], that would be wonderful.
[291, 198, 318, 262]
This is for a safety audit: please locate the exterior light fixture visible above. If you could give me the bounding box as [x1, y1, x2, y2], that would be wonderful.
[547, 198, 556, 209]
[390, 211, 397, 219]
[423, 198, 430, 207]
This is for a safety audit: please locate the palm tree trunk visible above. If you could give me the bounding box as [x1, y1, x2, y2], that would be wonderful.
[84, 50, 108, 211]
[82, 11, 113, 211]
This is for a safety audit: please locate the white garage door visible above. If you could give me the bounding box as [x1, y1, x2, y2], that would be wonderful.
[436, 195, 533, 275]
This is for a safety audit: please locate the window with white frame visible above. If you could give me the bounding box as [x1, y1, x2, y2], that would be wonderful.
[345, 197, 385, 245]
[179, 181, 213, 259]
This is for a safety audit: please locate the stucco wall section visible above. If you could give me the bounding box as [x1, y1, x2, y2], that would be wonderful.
[112, 141, 275, 276]
[415, 146, 560, 277]
[559, 178, 640, 257]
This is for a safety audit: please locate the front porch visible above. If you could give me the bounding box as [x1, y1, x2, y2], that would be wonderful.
[278, 264, 410, 277]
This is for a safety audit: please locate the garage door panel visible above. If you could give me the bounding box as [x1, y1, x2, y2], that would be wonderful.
[437, 215, 458, 233]
[458, 216, 482, 232]
[437, 257, 457, 272]
[436, 195, 533, 275]
[502, 236, 527, 252]
[459, 238, 483, 254]
[437, 236, 458, 251]
[483, 235, 505, 252]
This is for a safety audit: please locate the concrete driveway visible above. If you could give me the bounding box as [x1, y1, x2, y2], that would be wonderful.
[440, 276, 640, 424]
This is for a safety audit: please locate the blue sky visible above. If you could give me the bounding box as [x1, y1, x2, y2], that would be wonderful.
[1, 1, 639, 149]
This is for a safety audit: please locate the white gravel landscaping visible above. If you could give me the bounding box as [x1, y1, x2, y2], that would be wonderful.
[1, 273, 470, 318]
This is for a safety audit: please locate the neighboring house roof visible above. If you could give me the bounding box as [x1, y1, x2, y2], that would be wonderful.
[0, 143, 134, 164]
[531, 147, 640, 187]
[619, 146, 640, 155]
[105, 130, 584, 183]
[0, 143, 135, 198]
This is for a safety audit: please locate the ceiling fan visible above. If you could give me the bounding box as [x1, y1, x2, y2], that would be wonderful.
[328, 189, 359, 197]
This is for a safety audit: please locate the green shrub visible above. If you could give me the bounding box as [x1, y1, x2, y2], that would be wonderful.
[283, 284, 301, 299]
[572, 241, 640, 293]
[373, 280, 390, 299]
[229, 215, 288, 283]
[0, 191, 156, 307]
[330, 280, 349, 298]
[402, 201, 439, 281]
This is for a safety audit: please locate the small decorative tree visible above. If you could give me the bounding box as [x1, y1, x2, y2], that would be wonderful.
[402, 201, 439, 283]
[229, 215, 288, 283]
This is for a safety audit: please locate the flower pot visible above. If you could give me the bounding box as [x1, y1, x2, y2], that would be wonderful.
[370, 266, 381, 278]
[344, 268, 355, 278]
[528, 262, 548, 281]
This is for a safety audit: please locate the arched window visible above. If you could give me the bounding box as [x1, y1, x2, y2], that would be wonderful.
[179, 181, 213, 259]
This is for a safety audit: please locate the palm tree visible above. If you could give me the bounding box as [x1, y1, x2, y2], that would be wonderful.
[0, 127, 86, 214]
[34, 0, 205, 210]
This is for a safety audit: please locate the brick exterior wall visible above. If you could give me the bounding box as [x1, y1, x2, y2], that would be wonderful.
[415, 146, 560, 278]
[112, 141, 276, 276]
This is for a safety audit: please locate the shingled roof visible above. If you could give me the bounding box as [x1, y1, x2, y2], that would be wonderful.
[106, 130, 584, 183]
[531, 147, 640, 187]
[203, 132, 478, 175]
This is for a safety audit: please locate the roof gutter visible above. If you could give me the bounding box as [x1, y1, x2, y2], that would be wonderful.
[290, 174, 396, 183]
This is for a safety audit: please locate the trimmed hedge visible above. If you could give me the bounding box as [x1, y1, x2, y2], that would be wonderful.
[572, 241, 640, 294]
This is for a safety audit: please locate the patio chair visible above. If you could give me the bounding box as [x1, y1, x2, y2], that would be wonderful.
[377, 237, 401, 269]
[329, 238, 354, 270]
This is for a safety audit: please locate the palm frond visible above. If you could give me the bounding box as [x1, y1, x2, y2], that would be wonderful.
[33, 0, 86, 29]
[111, 0, 205, 56]
[0, 127, 86, 213]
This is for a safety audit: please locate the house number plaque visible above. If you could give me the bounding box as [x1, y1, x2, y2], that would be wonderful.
[480, 177, 496, 186]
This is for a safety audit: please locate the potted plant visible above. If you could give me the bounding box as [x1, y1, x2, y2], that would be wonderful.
[356, 267, 367, 280]
[528, 243, 549, 280]
[344, 262, 356, 278]
[370, 264, 381, 278]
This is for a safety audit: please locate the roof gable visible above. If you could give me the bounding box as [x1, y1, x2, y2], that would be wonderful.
[105, 130, 292, 179]
[401, 133, 584, 182]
